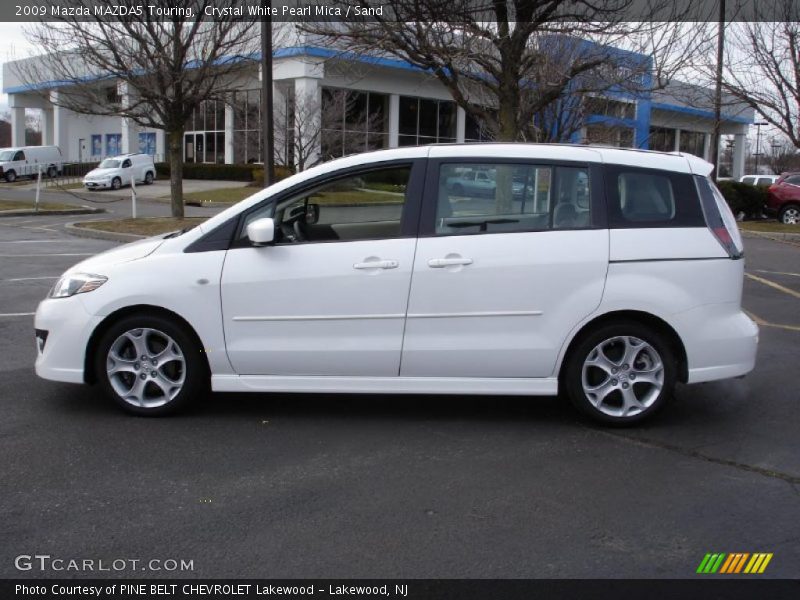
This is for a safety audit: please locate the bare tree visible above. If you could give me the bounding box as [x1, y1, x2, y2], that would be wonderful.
[14, 1, 260, 217]
[720, 6, 800, 149]
[273, 88, 386, 171]
[765, 138, 800, 175]
[303, 1, 710, 144]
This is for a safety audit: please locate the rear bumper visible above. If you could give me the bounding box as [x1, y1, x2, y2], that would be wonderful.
[675, 306, 759, 384]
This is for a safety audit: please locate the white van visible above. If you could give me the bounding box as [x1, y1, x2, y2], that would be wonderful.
[0, 145, 63, 182]
[83, 153, 156, 190]
[34, 145, 758, 424]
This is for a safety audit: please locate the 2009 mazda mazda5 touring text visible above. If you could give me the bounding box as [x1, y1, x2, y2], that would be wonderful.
[34, 144, 758, 424]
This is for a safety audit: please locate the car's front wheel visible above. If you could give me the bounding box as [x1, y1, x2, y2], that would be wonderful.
[94, 314, 207, 415]
[144, 171, 154, 184]
[562, 321, 676, 425]
[778, 204, 800, 225]
[111, 177, 122, 190]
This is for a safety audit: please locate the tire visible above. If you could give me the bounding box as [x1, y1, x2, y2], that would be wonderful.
[778, 204, 800, 225]
[144, 171, 154, 185]
[5, 170, 16, 183]
[47, 166, 57, 178]
[93, 314, 208, 416]
[111, 177, 122, 190]
[562, 320, 677, 425]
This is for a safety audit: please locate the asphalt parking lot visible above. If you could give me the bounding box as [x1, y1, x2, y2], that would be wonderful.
[1, 217, 798, 579]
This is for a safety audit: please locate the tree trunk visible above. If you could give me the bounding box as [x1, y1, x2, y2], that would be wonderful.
[168, 131, 184, 218]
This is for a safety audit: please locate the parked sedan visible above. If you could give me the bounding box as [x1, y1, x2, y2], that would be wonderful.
[766, 172, 800, 224]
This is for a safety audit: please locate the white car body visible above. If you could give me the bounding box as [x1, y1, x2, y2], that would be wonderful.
[0, 145, 63, 181]
[35, 144, 758, 422]
[83, 153, 156, 190]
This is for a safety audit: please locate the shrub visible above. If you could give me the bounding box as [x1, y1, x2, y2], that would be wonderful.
[716, 180, 769, 220]
[250, 165, 294, 187]
[155, 162, 264, 182]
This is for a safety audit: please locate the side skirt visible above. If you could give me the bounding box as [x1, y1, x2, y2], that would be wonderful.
[211, 375, 559, 396]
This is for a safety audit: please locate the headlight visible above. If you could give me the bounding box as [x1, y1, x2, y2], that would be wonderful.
[50, 273, 107, 298]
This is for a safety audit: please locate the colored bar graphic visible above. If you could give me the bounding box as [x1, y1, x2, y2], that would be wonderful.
[700, 552, 773, 574]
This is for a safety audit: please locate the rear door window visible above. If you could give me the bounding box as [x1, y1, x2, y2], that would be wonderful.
[756, 177, 773, 186]
[604, 166, 704, 228]
[433, 162, 592, 235]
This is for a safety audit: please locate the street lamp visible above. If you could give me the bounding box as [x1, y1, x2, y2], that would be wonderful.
[753, 121, 768, 174]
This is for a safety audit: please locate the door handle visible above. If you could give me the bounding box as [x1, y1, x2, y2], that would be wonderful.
[428, 257, 473, 268]
[353, 259, 399, 270]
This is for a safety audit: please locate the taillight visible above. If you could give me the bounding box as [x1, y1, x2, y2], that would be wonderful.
[695, 176, 744, 259]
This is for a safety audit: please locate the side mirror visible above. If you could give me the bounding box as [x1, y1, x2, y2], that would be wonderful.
[246, 217, 275, 246]
[305, 203, 320, 225]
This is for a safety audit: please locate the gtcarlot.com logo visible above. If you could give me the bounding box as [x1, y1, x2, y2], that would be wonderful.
[697, 552, 773, 574]
[14, 554, 194, 573]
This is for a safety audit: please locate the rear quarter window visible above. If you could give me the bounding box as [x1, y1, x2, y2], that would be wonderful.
[604, 166, 705, 228]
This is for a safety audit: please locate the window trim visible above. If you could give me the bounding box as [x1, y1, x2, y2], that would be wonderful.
[417, 157, 605, 238]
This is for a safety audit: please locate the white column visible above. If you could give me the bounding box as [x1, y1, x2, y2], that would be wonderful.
[674, 129, 681, 152]
[732, 133, 746, 180]
[10, 107, 26, 147]
[388, 94, 399, 148]
[702, 132, 711, 161]
[224, 102, 235, 164]
[119, 83, 140, 155]
[155, 130, 166, 163]
[294, 77, 321, 169]
[50, 92, 70, 156]
[42, 109, 54, 146]
[456, 106, 466, 143]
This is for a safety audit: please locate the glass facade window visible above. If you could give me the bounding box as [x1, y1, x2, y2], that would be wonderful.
[585, 97, 636, 120]
[321, 88, 390, 160]
[679, 130, 706, 158]
[464, 111, 496, 142]
[185, 99, 226, 163]
[649, 127, 676, 152]
[585, 125, 634, 148]
[398, 96, 456, 146]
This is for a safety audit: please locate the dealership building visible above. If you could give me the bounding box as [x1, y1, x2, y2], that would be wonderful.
[2, 36, 754, 178]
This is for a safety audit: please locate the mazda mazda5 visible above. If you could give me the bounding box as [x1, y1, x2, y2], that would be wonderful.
[34, 144, 758, 424]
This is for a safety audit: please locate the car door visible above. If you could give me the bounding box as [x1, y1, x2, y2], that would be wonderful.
[220, 160, 425, 376]
[400, 158, 608, 379]
[120, 158, 133, 185]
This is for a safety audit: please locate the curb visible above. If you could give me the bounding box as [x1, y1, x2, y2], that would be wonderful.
[0, 207, 106, 218]
[741, 230, 800, 243]
[64, 222, 144, 243]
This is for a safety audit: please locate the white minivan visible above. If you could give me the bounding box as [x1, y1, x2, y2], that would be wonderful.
[0, 145, 63, 182]
[83, 153, 156, 190]
[34, 145, 758, 424]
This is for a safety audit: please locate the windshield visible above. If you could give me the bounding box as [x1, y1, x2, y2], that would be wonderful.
[99, 159, 120, 169]
[0, 150, 15, 161]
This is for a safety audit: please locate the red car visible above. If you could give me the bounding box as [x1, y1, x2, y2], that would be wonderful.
[767, 172, 800, 224]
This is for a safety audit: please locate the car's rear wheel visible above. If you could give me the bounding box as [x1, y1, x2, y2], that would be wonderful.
[47, 166, 57, 178]
[778, 204, 800, 225]
[563, 321, 676, 425]
[144, 171, 154, 184]
[111, 177, 122, 190]
[94, 314, 207, 416]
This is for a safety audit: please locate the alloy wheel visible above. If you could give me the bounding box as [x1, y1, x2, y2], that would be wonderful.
[782, 207, 799, 225]
[581, 335, 664, 418]
[106, 328, 186, 408]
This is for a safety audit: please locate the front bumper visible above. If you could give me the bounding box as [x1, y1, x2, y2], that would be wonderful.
[34, 296, 102, 384]
[84, 181, 111, 189]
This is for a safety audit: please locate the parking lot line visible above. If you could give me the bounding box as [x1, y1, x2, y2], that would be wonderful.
[2, 276, 59, 282]
[745, 310, 800, 333]
[754, 269, 800, 278]
[745, 273, 800, 301]
[0, 312, 35, 318]
[0, 253, 95, 257]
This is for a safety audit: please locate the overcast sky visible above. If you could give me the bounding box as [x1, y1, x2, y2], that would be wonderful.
[0, 22, 36, 113]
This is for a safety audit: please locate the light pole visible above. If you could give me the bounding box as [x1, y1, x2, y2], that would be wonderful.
[753, 121, 768, 174]
[261, 6, 275, 187]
